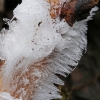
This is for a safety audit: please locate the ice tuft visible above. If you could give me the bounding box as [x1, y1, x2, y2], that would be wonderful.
[0, 0, 98, 100]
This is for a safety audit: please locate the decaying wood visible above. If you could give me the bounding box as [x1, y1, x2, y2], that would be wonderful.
[60, 0, 99, 26]
[47, 0, 99, 26]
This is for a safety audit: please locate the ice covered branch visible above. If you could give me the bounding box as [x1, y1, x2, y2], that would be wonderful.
[0, 0, 99, 100]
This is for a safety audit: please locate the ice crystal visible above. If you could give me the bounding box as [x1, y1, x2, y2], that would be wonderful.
[0, 0, 98, 100]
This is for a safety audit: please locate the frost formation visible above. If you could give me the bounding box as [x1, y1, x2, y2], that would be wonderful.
[0, 0, 98, 100]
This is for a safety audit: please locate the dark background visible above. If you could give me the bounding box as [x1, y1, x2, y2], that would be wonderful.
[0, 0, 100, 100]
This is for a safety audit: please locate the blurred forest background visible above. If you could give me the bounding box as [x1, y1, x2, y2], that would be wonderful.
[0, 0, 100, 100]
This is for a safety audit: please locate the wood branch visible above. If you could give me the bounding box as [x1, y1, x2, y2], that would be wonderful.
[0, 0, 4, 13]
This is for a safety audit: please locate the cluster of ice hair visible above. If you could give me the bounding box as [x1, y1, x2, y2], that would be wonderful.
[0, 0, 98, 100]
